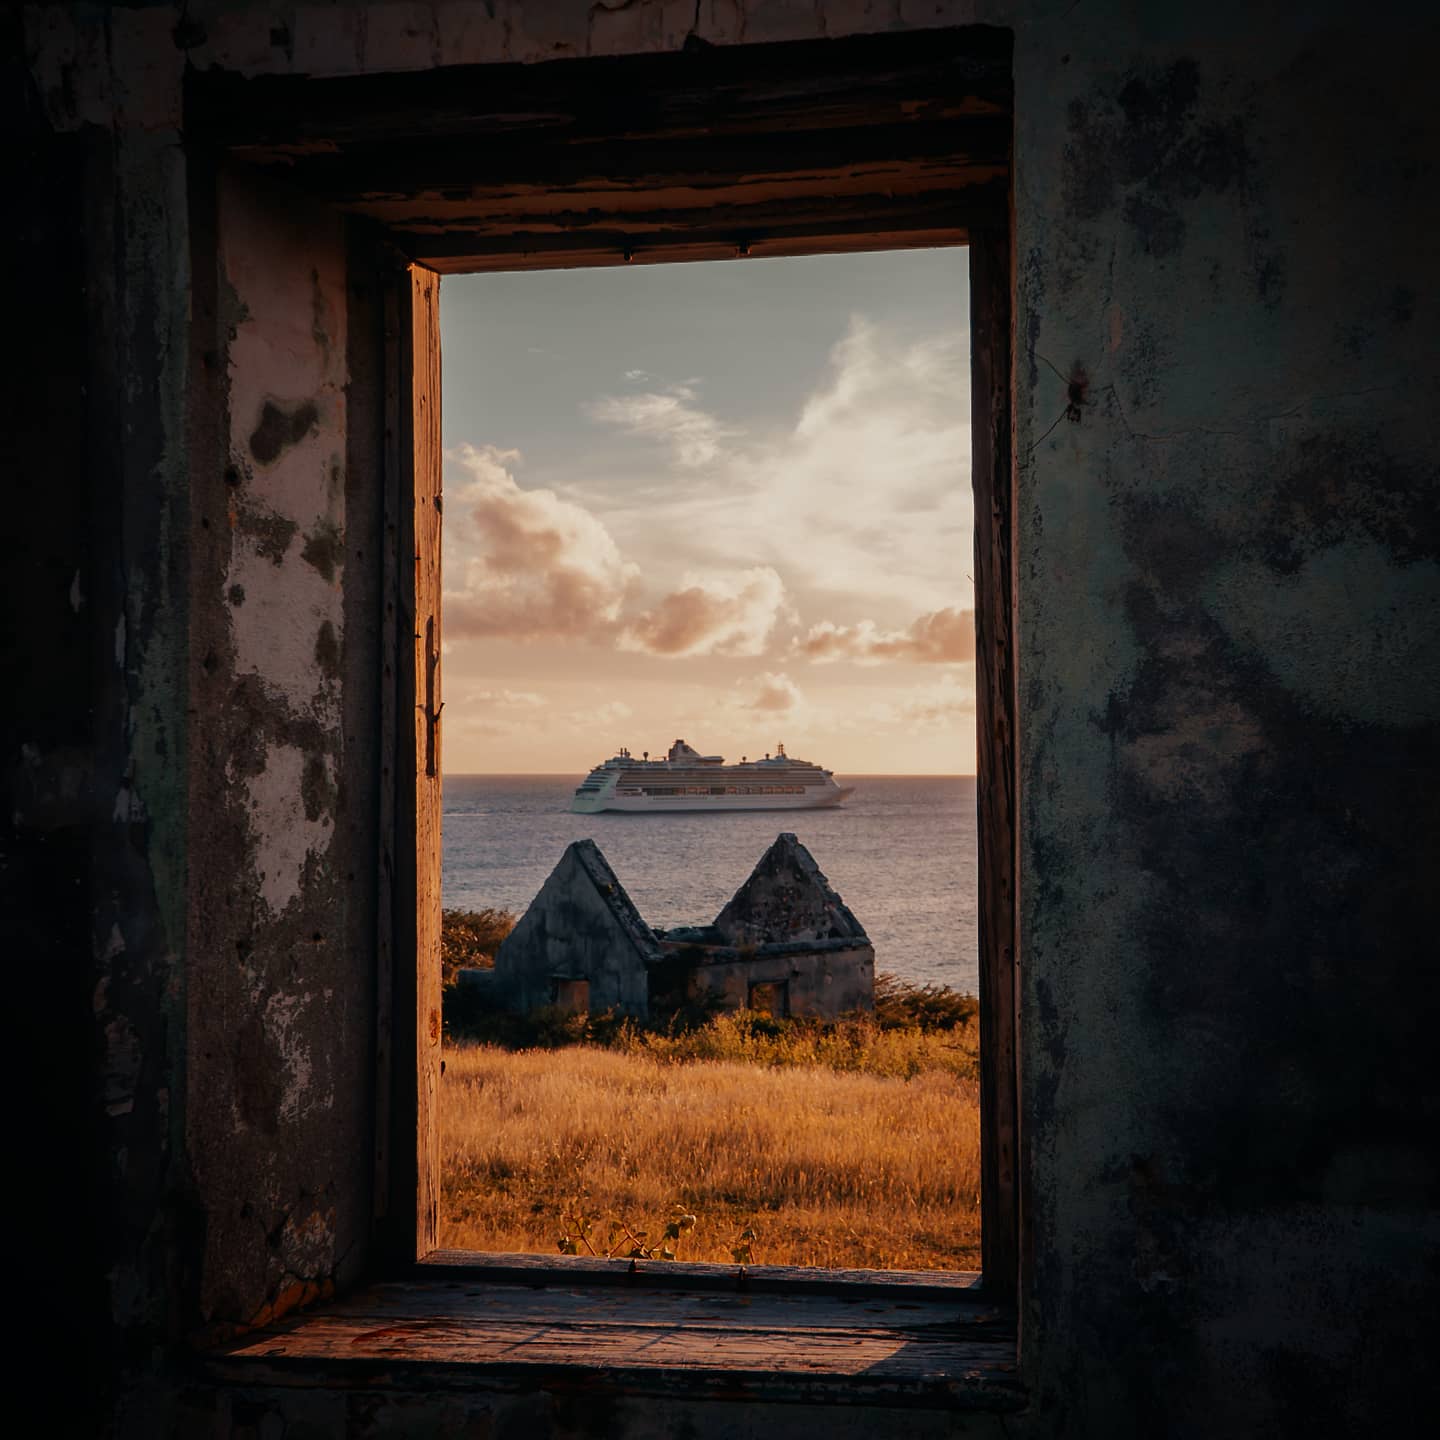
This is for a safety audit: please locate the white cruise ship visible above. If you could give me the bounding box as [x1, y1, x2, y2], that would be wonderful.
[571, 739, 854, 814]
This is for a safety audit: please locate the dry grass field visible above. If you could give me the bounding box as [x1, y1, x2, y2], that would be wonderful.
[441, 1040, 981, 1271]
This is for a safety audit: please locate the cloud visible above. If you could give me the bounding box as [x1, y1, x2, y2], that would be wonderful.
[444, 446, 786, 657]
[444, 444, 639, 643]
[462, 687, 545, 708]
[559, 698, 635, 731]
[448, 317, 972, 674]
[796, 607, 975, 664]
[746, 671, 803, 713]
[585, 318, 973, 617]
[900, 680, 974, 727]
[621, 567, 786, 658]
[859, 672, 976, 731]
[584, 381, 735, 468]
[591, 700, 633, 726]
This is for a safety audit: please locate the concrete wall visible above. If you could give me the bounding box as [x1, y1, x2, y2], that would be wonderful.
[9, 1, 1438, 1435]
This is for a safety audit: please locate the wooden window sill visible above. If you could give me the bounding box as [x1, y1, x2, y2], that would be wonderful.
[206, 1252, 1023, 1411]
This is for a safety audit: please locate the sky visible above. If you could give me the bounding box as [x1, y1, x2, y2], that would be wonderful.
[439, 248, 976, 775]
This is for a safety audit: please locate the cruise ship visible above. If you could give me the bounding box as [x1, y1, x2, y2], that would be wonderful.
[571, 740, 854, 814]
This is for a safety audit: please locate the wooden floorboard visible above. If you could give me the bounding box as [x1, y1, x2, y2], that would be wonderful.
[210, 1276, 1022, 1410]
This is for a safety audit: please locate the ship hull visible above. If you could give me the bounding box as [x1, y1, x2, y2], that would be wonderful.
[572, 786, 853, 815]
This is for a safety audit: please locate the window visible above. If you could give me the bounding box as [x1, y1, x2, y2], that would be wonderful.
[551, 978, 591, 1014]
[197, 18, 1018, 1362]
[747, 980, 790, 1018]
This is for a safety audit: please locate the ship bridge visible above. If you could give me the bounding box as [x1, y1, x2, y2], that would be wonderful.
[668, 739, 724, 765]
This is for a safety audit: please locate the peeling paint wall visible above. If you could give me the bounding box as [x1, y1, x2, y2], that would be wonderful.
[220, 172, 348, 921]
[184, 167, 382, 1332]
[11, 1, 1438, 1435]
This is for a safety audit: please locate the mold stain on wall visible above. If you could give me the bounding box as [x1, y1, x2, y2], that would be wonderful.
[221, 177, 348, 919]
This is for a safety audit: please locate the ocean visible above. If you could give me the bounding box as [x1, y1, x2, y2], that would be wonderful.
[442, 775, 979, 995]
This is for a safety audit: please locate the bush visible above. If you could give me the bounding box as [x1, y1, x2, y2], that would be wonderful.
[873, 971, 978, 1032]
[446, 1002, 640, 1050]
[441, 907, 516, 986]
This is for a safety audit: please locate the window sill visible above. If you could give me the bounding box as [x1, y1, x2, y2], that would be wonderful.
[207, 1251, 1022, 1412]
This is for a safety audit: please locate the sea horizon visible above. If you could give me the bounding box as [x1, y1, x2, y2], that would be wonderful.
[442, 773, 979, 994]
[444, 770, 978, 779]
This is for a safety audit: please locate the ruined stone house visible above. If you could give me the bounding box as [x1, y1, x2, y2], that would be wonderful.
[488, 839, 663, 1017]
[491, 833, 874, 1019]
[8, 2, 1438, 1436]
[656, 831, 875, 1018]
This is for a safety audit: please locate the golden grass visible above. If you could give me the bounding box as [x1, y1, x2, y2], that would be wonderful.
[612, 1008, 980, 1081]
[441, 1042, 981, 1271]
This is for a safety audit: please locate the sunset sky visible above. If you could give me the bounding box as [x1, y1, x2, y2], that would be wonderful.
[439, 248, 976, 775]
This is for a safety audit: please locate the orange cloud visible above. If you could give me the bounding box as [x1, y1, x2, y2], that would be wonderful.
[444, 444, 637, 642]
[747, 671, 803, 713]
[444, 446, 786, 657]
[796, 607, 975, 664]
[622, 568, 785, 658]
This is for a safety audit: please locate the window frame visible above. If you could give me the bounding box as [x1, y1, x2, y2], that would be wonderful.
[200, 25, 1020, 1312]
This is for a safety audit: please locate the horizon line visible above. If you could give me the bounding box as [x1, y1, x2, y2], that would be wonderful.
[442, 770, 979, 778]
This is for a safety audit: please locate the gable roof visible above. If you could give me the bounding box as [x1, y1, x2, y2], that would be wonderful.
[711, 832, 868, 947]
[497, 839, 661, 968]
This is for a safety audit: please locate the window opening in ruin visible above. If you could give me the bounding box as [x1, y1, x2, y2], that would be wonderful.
[436, 250, 986, 1274]
[551, 979, 592, 1014]
[189, 17, 1015, 1339]
[746, 981, 790, 1019]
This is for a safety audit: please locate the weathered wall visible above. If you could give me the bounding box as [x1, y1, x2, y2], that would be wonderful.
[10, 8, 195, 1427]
[1010, 9, 1440, 1434]
[9, 1, 1438, 1436]
[6, 34, 129, 1428]
[493, 841, 657, 1015]
[183, 166, 384, 1331]
[713, 832, 867, 947]
[681, 942, 877, 1018]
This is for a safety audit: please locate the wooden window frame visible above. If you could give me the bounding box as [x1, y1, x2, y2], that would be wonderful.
[199, 26, 1019, 1311]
